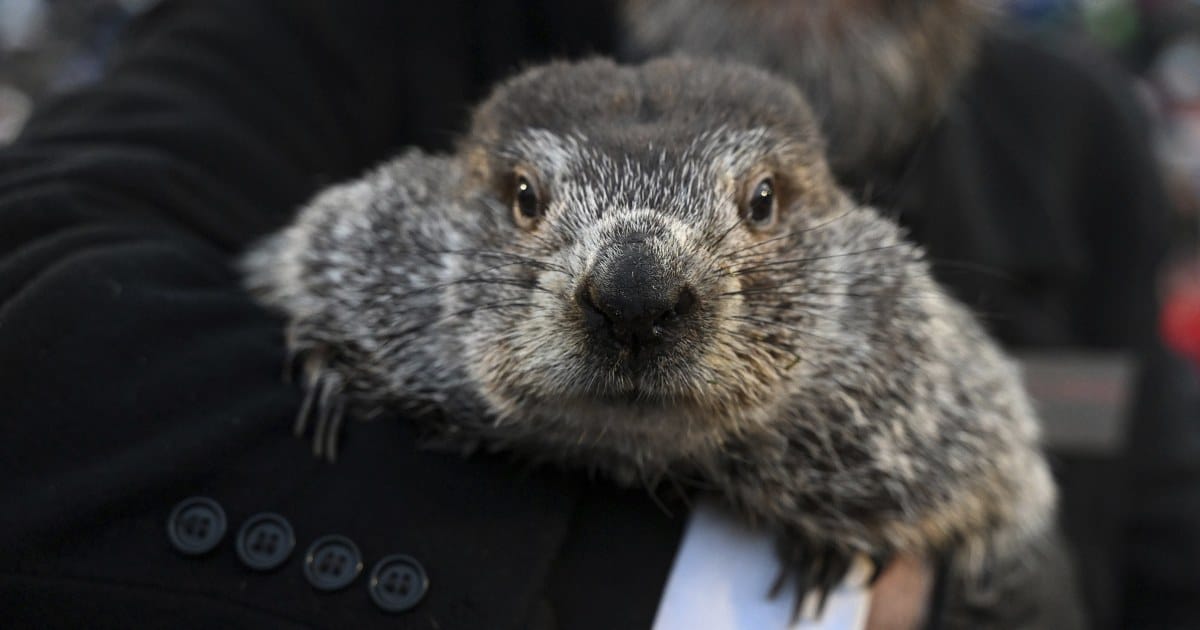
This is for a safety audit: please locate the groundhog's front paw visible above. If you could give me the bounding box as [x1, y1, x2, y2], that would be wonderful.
[772, 533, 888, 621]
[286, 343, 349, 462]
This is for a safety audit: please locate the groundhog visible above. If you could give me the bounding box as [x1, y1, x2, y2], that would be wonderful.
[243, 57, 1064, 628]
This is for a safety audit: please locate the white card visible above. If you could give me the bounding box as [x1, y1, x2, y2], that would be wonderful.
[652, 500, 871, 630]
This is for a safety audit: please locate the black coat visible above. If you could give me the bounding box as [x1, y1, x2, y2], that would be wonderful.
[0, 1, 1194, 628]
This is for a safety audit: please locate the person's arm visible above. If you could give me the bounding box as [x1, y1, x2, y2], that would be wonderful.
[0, 0, 441, 547]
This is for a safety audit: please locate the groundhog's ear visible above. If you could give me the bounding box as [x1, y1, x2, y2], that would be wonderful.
[462, 145, 499, 193]
[776, 153, 840, 219]
[460, 145, 531, 207]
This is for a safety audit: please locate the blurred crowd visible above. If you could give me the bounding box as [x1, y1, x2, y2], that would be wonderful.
[1008, 0, 1200, 364]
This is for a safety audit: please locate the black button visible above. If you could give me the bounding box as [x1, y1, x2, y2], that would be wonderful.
[235, 512, 295, 571]
[303, 535, 363, 591]
[368, 554, 429, 613]
[166, 496, 227, 556]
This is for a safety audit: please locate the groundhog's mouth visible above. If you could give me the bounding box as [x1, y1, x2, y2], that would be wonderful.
[588, 386, 673, 407]
[561, 361, 709, 408]
[548, 391, 712, 431]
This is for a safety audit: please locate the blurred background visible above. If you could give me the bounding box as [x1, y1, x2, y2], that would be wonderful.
[2, 0, 1200, 364]
[1010, 0, 1200, 367]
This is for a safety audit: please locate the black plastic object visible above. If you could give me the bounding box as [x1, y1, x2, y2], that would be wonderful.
[368, 554, 429, 613]
[235, 512, 296, 571]
[303, 534, 363, 591]
[166, 496, 227, 556]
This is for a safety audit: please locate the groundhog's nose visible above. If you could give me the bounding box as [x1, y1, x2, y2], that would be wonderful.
[578, 241, 697, 356]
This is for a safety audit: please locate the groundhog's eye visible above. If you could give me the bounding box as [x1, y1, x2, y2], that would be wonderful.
[743, 177, 776, 227]
[512, 173, 542, 228]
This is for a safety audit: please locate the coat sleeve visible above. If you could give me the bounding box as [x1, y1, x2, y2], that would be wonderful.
[0, 0, 444, 546]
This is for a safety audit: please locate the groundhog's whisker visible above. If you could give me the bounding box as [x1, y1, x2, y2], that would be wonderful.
[774, 268, 915, 280]
[704, 215, 749, 251]
[381, 262, 553, 309]
[433, 277, 554, 295]
[377, 300, 539, 346]
[751, 304, 853, 328]
[479, 198, 567, 255]
[727, 253, 1008, 285]
[710, 266, 926, 289]
[458, 300, 540, 314]
[412, 237, 563, 264]
[523, 229, 559, 249]
[416, 247, 569, 275]
[798, 288, 932, 300]
[731, 315, 844, 348]
[717, 208, 857, 262]
[924, 257, 1012, 281]
[716, 233, 796, 263]
[729, 309, 887, 342]
[714, 244, 910, 278]
[718, 285, 938, 301]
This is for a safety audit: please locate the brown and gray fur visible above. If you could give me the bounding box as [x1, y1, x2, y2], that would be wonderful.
[244, 57, 1059, 627]
[619, 0, 992, 175]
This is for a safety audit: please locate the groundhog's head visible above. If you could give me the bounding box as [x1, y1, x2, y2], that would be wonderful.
[439, 58, 915, 470]
[248, 58, 930, 475]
